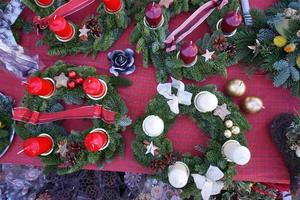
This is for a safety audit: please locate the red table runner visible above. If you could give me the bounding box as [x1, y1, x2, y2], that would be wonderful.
[0, 0, 299, 185]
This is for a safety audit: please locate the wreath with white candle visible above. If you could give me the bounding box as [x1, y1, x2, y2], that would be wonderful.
[132, 78, 251, 200]
[15, 61, 131, 175]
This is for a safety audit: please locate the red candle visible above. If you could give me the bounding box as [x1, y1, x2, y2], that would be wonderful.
[83, 77, 107, 99]
[179, 41, 198, 65]
[23, 134, 54, 157]
[26, 77, 55, 97]
[103, 0, 122, 13]
[35, 0, 54, 7]
[145, 2, 163, 28]
[49, 15, 75, 40]
[221, 10, 243, 34]
[84, 129, 109, 152]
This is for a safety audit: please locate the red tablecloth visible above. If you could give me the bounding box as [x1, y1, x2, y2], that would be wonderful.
[0, 0, 299, 185]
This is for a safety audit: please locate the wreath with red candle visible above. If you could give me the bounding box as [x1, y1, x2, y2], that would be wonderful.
[15, 61, 132, 175]
[132, 80, 251, 199]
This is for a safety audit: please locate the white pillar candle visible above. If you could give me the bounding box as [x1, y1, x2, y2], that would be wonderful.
[142, 115, 164, 137]
[222, 140, 251, 165]
[168, 161, 190, 188]
[194, 91, 218, 113]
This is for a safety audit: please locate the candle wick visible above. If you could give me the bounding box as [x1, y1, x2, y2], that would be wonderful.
[152, 2, 155, 6]
[22, 81, 29, 86]
[235, 7, 240, 14]
[17, 149, 25, 155]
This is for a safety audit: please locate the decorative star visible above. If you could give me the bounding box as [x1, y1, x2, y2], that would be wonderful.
[159, 0, 174, 8]
[79, 25, 90, 38]
[56, 139, 68, 158]
[248, 39, 261, 56]
[145, 142, 159, 156]
[201, 49, 215, 62]
[213, 104, 231, 121]
[53, 72, 69, 88]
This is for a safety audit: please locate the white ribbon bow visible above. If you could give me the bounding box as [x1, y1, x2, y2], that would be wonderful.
[157, 78, 193, 114]
[192, 165, 224, 200]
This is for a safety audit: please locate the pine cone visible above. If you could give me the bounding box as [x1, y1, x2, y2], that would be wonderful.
[150, 159, 166, 173]
[225, 44, 237, 57]
[164, 153, 176, 166]
[64, 141, 84, 166]
[213, 35, 229, 51]
[85, 16, 101, 38]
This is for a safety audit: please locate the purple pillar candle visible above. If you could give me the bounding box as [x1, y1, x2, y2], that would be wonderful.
[145, 2, 163, 28]
[221, 10, 243, 34]
[179, 41, 198, 65]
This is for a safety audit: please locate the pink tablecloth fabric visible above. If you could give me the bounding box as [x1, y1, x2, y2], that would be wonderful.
[0, 0, 299, 185]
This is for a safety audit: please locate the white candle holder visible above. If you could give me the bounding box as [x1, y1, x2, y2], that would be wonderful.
[142, 115, 164, 137]
[216, 19, 237, 38]
[86, 79, 108, 101]
[89, 128, 110, 151]
[39, 133, 54, 156]
[39, 78, 56, 99]
[143, 15, 165, 30]
[168, 161, 190, 188]
[104, 0, 124, 14]
[176, 52, 198, 68]
[194, 91, 218, 113]
[55, 24, 76, 43]
[222, 140, 251, 165]
[34, 0, 54, 8]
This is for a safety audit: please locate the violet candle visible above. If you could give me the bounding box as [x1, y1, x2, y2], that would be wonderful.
[179, 41, 198, 65]
[145, 2, 163, 28]
[221, 10, 243, 34]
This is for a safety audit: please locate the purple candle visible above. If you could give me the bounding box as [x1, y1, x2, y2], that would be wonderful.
[179, 41, 198, 65]
[221, 10, 243, 34]
[145, 2, 163, 28]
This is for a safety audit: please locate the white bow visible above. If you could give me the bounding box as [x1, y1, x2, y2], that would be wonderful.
[157, 78, 193, 114]
[192, 165, 224, 200]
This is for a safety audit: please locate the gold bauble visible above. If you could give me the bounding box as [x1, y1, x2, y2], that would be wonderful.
[225, 79, 246, 97]
[231, 126, 240, 135]
[0, 121, 4, 129]
[224, 130, 232, 138]
[242, 96, 264, 114]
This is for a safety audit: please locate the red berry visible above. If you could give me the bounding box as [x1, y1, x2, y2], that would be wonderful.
[67, 71, 77, 79]
[67, 80, 76, 89]
[75, 76, 84, 85]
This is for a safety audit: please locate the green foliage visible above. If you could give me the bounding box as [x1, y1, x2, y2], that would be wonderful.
[132, 83, 250, 199]
[0, 94, 14, 153]
[16, 62, 131, 174]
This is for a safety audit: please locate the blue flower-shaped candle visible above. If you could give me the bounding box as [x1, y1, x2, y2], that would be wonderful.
[108, 48, 136, 76]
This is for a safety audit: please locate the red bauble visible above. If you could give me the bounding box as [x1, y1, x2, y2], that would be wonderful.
[68, 71, 77, 79]
[67, 80, 76, 89]
[84, 130, 109, 152]
[75, 76, 84, 85]
[83, 77, 106, 97]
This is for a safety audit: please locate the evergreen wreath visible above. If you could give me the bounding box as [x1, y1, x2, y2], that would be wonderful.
[15, 61, 132, 175]
[132, 81, 251, 199]
[233, 0, 300, 97]
[130, 0, 241, 82]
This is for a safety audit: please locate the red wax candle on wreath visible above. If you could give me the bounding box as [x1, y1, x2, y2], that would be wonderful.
[26, 77, 55, 97]
[84, 129, 109, 152]
[35, 0, 54, 7]
[145, 2, 163, 28]
[179, 41, 198, 65]
[23, 134, 54, 157]
[220, 10, 243, 34]
[49, 15, 75, 41]
[103, 0, 122, 13]
[83, 77, 107, 99]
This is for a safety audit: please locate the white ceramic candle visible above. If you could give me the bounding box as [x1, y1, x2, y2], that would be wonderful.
[222, 140, 251, 165]
[142, 115, 164, 137]
[194, 91, 218, 113]
[168, 161, 190, 188]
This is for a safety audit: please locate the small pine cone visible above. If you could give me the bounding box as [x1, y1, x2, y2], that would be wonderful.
[213, 35, 229, 51]
[163, 153, 176, 166]
[150, 159, 166, 173]
[225, 44, 237, 57]
[85, 16, 101, 37]
[64, 141, 84, 166]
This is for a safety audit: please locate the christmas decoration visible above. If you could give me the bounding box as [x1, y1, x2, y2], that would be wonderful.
[78, 25, 90, 40]
[0, 92, 15, 158]
[53, 72, 69, 88]
[224, 129, 232, 138]
[83, 77, 108, 100]
[240, 0, 253, 25]
[49, 15, 76, 42]
[132, 83, 251, 199]
[34, 0, 54, 8]
[25, 77, 55, 98]
[108, 48, 136, 76]
[242, 96, 264, 114]
[159, 0, 173, 9]
[231, 126, 240, 135]
[144, 2, 163, 29]
[213, 35, 229, 51]
[67, 80, 76, 89]
[85, 16, 101, 37]
[22, 134, 54, 157]
[142, 115, 164, 137]
[179, 41, 198, 66]
[225, 79, 246, 97]
[222, 140, 251, 165]
[68, 70, 77, 79]
[201, 49, 215, 62]
[84, 129, 110, 152]
[233, 0, 300, 97]
[103, 0, 123, 13]
[145, 141, 159, 156]
[218, 10, 242, 37]
[213, 103, 231, 120]
[15, 61, 131, 174]
[75, 76, 84, 85]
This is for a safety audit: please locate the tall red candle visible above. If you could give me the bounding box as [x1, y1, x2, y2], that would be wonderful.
[179, 41, 198, 65]
[84, 129, 109, 152]
[26, 77, 55, 97]
[49, 15, 75, 40]
[145, 2, 163, 28]
[103, 0, 122, 13]
[221, 10, 243, 34]
[35, 0, 54, 7]
[83, 77, 107, 99]
[23, 134, 54, 157]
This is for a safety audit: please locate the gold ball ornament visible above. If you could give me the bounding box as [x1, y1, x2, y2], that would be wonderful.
[0, 121, 4, 129]
[231, 126, 240, 135]
[224, 130, 232, 138]
[273, 36, 287, 47]
[297, 56, 300, 69]
[242, 96, 264, 114]
[225, 79, 246, 97]
[224, 120, 233, 128]
[284, 43, 296, 53]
